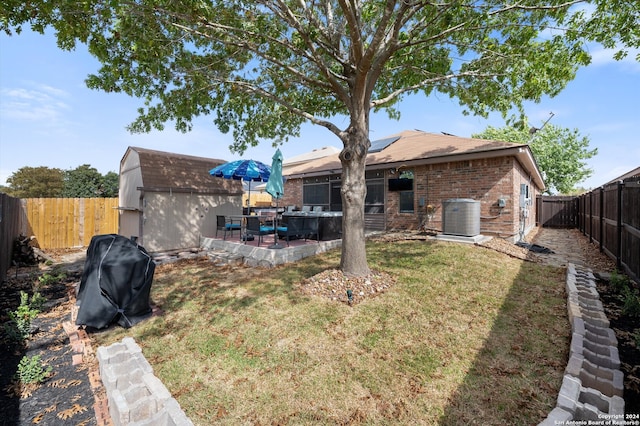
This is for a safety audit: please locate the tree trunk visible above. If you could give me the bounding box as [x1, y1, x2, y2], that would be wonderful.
[339, 125, 371, 277]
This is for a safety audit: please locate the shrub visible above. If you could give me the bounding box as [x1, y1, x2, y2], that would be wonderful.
[37, 270, 66, 288]
[3, 291, 44, 341]
[622, 286, 640, 318]
[15, 355, 52, 384]
[610, 271, 630, 294]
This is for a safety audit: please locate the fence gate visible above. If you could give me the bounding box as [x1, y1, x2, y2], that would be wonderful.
[536, 196, 578, 228]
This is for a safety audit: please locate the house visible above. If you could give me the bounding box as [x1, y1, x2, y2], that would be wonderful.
[604, 166, 640, 186]
[283, 146, 340, 175]
[248, 146, 341, 204]
[281, 130, 545, 242]
[118, 147, 243, 253]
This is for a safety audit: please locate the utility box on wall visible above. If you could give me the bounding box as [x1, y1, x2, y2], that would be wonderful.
[442, 199, 481, 237]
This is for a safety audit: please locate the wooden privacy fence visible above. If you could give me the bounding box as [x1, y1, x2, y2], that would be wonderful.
[24, 198, 119, 249]
[1, 193, 24, 283]
[578, 179, 640, 284]
[536, 176, 639, 284]
[536, 196, 578, 228]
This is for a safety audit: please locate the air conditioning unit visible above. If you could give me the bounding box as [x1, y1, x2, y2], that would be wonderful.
[442, 199, 481, 237]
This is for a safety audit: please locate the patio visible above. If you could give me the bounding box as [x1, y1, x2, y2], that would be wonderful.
[200, 231, 342, 268]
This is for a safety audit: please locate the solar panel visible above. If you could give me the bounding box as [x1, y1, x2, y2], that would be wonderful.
[368, 136, 401, 153]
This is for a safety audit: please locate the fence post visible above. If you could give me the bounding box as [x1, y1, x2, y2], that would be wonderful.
[589, 192, 593, 243]
[616, 181, 623, 269]
[599, 186, 604, 253]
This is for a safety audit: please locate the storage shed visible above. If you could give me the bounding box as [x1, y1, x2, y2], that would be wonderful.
[118, 147, 243, 253]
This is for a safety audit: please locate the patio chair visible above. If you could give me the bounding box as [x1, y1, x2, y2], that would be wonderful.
[245, 216, 275, 246]
[277, 216, 319, 246]
[216, 215, 241, 240]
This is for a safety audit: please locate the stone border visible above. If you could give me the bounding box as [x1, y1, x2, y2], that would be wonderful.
[539, 263, 625, 425]
[200, 236, 342, 268]
[97, 337, 193, 426]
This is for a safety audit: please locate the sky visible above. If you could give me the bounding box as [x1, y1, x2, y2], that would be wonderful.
[1, 28, 638, 191]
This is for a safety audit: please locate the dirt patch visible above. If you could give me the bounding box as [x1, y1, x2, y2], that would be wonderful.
[299, 269, 397, 305]
[596, 278, 640, 413]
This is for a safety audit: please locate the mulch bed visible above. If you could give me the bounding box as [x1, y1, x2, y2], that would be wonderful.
[0, 265, 101, 426]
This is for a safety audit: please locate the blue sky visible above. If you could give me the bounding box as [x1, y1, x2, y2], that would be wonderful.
[1, 28, 638, 191]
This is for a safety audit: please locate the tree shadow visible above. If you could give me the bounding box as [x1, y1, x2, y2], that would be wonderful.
[439, 261, 569, 424]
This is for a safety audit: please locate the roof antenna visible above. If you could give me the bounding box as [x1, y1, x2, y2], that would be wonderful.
[528, 112, 554, 136]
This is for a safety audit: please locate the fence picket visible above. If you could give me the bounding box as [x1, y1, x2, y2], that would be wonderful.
[22, 198, 118, 249]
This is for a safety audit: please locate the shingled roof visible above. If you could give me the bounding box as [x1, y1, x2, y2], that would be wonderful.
[285, 130, 544, 189]
[123, 147, 243, 195]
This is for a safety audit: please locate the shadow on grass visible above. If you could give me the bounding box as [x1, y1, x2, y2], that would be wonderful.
[438, 258, 568, 424]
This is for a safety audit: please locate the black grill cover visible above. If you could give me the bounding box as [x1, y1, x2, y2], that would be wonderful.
[76, 234, 155, 329]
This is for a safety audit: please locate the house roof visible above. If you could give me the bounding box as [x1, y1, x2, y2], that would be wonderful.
[285, 130, 545, 189]
[122, 147, 243, 195]
[605, 166, 640, 185]
[283, 146, 341, 168]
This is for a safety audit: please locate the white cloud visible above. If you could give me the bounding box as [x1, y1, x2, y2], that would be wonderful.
[0, 83, 71, 122]
[589, 46, 640, 72]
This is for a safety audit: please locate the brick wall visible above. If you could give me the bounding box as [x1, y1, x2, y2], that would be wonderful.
[386, 158, 519, 237]
[282, 179, 303, 209]
[284, 155, 542, 239]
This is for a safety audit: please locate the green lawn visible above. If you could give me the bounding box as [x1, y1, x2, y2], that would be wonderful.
[94, 239, 568, 425]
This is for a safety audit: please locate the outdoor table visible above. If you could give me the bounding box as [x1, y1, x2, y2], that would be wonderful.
[282, 211, 342, 241]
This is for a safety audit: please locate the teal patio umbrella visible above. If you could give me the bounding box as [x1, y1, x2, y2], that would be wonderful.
[266, 149, 285, 249]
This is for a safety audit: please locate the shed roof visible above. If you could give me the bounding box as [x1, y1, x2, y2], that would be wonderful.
[285, 130, 545, 189]
[123, 147, 243, 194]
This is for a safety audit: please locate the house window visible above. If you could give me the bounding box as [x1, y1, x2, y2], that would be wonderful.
[303, 171, 388, 213]
[398, 170, 414, 213]
[366, 179, 384, 213]
[303, 179, 329, 211]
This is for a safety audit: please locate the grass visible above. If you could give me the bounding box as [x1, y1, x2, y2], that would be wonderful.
[93, 239, 568, 425]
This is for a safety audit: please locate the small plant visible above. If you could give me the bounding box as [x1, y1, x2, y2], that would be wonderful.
[633, 329, 640, 349]
[621, 286, 640, 318]
[609, 271, 630, 294]
[3, 291, 44, 341]
[15, 355, 52, 384]
[37, 270, 66, 288]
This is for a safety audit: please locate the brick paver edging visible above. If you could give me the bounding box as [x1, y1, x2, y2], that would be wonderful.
[539, 263, 625, 425]
[96, 337, 194, 426]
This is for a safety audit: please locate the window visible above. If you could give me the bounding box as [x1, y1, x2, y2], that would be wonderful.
[399, 191, 414, 212]
[330, 182, 342, 211]
[398, 170, 414, 213]
[366, 179, 384, 213]
[303, 183, 329, 210]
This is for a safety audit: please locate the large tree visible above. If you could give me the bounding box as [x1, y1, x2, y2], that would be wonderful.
[100, 171, 119, 198]
[63, 164, 105, 197]
[2, 1, 636, 275]
[473, 123, 597, 194]
[6, 166, 64, 198]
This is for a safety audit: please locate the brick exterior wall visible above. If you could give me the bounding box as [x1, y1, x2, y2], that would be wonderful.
[282, 179, 303, 209]
[284, 155, 541, 240]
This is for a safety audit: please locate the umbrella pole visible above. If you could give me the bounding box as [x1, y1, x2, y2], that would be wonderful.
[243, 181, 253, 241]
[268, 195, 284, 249]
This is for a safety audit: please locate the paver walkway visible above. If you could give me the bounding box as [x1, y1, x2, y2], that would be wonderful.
[528, 227, 616, 272]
